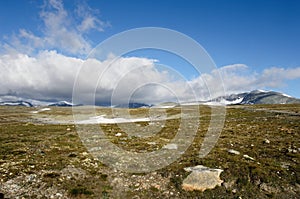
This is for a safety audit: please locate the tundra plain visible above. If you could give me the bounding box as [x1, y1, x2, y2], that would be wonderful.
[0, 104, 299, 198]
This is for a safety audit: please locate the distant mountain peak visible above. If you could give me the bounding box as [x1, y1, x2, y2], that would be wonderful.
[179, 90, 299, 106]
[214, 90, 300, 105]
[0, 95, 78, 107]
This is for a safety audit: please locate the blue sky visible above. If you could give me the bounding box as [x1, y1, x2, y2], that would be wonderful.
[0, 0, 299, 103]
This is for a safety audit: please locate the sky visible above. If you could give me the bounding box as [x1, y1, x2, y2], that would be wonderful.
[0, 0, 299, 104]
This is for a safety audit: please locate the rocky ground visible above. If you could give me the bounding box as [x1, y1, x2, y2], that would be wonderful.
[0, 104, 299, 198]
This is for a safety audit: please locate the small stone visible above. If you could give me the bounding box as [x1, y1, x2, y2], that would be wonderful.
[26, 174, 36, 182]
[292, 149, 297, 153]
[243, 154, 255, 161]
[228, 149, 240, 155]
[223, 179, 236, 189]
[115, 133, 122, 137]
[147, 142, 156, 145]
[153, 184, 160, 189]
[287, 148, 294, 153]
[280, 162, 290, 169]
[232, 189, 237, 193]
[66, 128, 71, 131]
[163, 143, 178, 150]
[264, 139, 270, 144]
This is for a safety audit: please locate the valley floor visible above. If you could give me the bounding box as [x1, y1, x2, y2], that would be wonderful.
[0, 104, 299, 198]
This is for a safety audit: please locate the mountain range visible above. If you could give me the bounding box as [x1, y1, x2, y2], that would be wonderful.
[0, 95, 78, 107]
[0, 90, 299, 108]
[208, 90, 300, 105]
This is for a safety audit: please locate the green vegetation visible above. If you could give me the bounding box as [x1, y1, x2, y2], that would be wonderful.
[0, 104, 299, 198]
[69, 187, 93, 196]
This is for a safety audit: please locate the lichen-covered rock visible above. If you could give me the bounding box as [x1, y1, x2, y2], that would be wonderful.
[182, 165, 223, 192]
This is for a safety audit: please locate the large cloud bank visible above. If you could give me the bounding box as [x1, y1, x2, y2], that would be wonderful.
[1, 50, 300, 104]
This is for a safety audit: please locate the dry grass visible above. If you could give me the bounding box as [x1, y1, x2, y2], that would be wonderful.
[0, 104, 299, 198]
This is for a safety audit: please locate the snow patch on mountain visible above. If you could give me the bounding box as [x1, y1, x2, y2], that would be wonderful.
[48, 101, 75, 107]
[0, 101, 33, 107]
[220, 97, 244, 105]
[0, 95, 78, 107]
[281, 93, 292, 98]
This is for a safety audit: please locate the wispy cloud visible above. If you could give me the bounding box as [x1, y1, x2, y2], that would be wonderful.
[76, 2, 109, 33]
[255, 67, 300, 88]
[3, 0, 109, 56]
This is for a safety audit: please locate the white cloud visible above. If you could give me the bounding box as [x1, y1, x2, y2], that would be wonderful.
[0, 51, 190, 104]
[0, 50, 82, 100]
[18, 29, 44, 48]
[1, 50, 299, 104]
[76, 3, 109, 33]
[190, 64, 300, 97]
[4, 0, 108, 56]
[257, 67, 300, 87]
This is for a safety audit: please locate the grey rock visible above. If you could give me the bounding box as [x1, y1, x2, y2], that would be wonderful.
[182, 165, 223, 192]
[223, 179, 236, 189]
[163, 143, 178, 150]
[243, 154, 255, 161]
[228, 149, 240, 155]
[264, 139, 270, 144]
